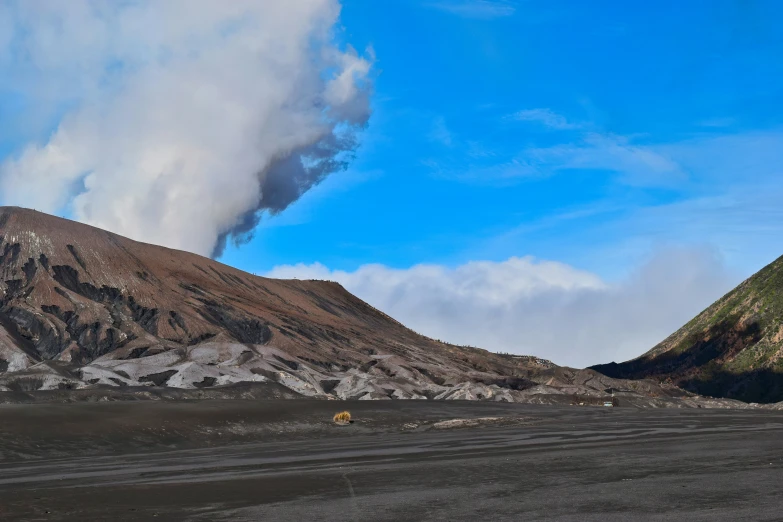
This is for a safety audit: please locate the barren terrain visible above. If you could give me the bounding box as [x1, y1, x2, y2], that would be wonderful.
[2, 206, 738, 407]
[1, 399, 782, 521]
[0, 206, 554, 399]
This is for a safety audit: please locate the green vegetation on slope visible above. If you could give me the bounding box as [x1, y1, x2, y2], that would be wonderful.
[592, 255, 783, 403]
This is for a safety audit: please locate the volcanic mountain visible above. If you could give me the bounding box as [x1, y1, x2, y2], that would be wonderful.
[1, 206, 738, 406]
[593, 254, 783, 403]
[0, 206, 570, 400]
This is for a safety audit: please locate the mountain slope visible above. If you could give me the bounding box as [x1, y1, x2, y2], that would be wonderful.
[0, 206, 556, 399]
[592, 254, 783, 403]
[1, 206, 731, 406]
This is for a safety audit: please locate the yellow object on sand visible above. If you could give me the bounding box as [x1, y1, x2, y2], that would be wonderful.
[333, 411, 351, 424]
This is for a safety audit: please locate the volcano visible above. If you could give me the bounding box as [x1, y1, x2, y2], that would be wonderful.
[0, 206, 564, 400]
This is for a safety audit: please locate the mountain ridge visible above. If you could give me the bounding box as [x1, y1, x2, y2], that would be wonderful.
[0, 206, 744, 406]
[593, 254, 783, 402]
[0, 206, 555, 399]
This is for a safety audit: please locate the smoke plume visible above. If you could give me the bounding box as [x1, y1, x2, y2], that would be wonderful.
[0, 0, 372, 257]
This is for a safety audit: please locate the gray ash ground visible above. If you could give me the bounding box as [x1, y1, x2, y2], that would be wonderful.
[1, 400, 782, 521]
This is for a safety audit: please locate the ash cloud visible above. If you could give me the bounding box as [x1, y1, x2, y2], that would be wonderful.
[0, 0, 372, 258]
[212, 126, 363, 258]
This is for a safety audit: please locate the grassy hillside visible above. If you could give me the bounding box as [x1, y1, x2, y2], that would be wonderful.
[592, 254, 783, 403]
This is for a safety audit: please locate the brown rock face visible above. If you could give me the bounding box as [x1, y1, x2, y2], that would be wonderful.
[0, 207, 540, 398]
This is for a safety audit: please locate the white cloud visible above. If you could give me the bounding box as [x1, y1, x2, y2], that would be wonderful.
[503, 109, 688, 185]
[512, 108, 583, 130]
[526, 132, 687, 186]
[0, 0, 372, 257]
[424, 108, 689, 186]
[427, 1, 516, 19]
[518, 127, 783, 189]
[698, 117, 736, 128]
[267, 248, 738, 368]
[429, 116, 454, 147]
[424, 131, 686, 186]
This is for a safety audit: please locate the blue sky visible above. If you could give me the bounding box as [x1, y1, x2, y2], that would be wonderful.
[222, 0, 783, 280]
[1, 0, 782, 366]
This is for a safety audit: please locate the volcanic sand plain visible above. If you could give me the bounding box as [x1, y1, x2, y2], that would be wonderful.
[0, 399, 782, 521]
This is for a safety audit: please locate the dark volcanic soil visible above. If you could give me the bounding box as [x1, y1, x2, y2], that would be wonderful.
[1, 401, 782, 521]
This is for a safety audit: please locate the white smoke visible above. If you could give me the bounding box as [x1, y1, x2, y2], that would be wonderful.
[0, 0, 372, 257]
